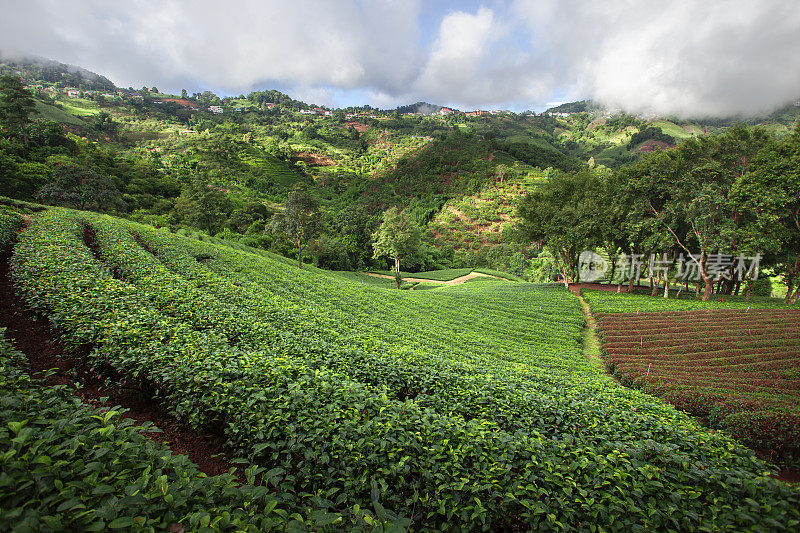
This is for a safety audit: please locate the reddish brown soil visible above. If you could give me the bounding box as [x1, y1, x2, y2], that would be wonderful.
[0, 235, 238, 479]
[297, 151, 336, 166]
[345, 121, 370, 133]
[635, 139, 675, 153]
[568, 282, 631, 296]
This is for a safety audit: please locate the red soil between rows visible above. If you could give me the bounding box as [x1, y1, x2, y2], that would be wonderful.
[592, 307, 800, 483]
[0, 232, 238, 480]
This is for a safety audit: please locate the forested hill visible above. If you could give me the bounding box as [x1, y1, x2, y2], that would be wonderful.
[1, 55, 800, 278]
[0, 53, 115, 92]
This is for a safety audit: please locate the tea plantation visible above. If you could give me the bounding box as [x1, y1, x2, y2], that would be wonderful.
[3, 207, 800, 531]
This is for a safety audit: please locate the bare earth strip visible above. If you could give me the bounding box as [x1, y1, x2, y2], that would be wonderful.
[364, 271, 503, 285]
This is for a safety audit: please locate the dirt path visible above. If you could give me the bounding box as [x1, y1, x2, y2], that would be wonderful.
[568, 282, 630, 295]
[365, 271, 504, 285]
[571, 289, 605, 369]
[0, 236, 238, 479]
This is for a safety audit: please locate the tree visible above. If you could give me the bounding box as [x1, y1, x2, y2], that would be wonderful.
[269, 188, 323, 268]
[0, 74, 37, 148]
[516, 170, 601, 286]
[372, 207, 422, 288]
[333, 203, 379, 269]
[740, 125, 800, 303]
[37, 164, 122, 211]
[173, 175, 233, 234]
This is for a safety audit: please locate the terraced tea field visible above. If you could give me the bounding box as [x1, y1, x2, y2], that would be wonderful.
[595, 307, 800, 465]
[2, 207, 800, 531]
[585, 289, 800, 468]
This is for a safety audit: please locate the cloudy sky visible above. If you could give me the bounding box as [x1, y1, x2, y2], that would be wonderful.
[2, 0, 799, 116]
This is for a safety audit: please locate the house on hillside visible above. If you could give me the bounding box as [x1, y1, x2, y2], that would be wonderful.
[66, 89, 80, 98]
[465, 110, 486, 116]
[438, 107, 453, 116]
[264, 102, 277, 108]
[208, 105, 223, 114]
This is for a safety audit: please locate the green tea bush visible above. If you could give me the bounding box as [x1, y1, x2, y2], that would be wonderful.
[0, 331, 289, 532]
[9, 209, 800, 531]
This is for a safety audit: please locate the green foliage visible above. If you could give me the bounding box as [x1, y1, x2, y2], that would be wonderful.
[37, 164, 123, 212]
[268, 187, 323, 267]
[517, 170, 601, 283]
[496, 141, 584, 172]
[626, 126, 676, 149]
[371, 207, 421, 282]
[8, 208, 800, 530]
[584, 289, 797, 313]
[0, 208, 24, 249]
[366, 268, 473, 281]
[0, 74, 37, 146]
[0, 331, 289, 532]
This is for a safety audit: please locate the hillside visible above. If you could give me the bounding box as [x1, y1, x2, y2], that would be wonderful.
[1, 204, 799, 529]
[2, 56, 800, 276]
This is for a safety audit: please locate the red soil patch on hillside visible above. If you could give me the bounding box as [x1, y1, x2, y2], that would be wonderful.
[587, 118, 607, 130]
[635, 139, 675, 153]
[346, 121, 370, 133]
[297, 151, 336, 166]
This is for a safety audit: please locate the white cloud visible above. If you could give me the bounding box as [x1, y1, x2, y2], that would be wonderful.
[513, 0, 800, 117]
[0, 0, 423, 96]
[2, 0, 799, 116]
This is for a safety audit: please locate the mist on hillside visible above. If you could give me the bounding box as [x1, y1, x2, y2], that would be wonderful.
[1, 1, 799, 117]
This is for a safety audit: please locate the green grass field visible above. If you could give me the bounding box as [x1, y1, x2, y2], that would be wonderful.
[32, 100, 86, 125]
[584, 288, 798, 313]
[651, 120, 698, 140]
[365, 268, 473, 281]
[56, 96, 101, 116]
[4, 207, 800, 530]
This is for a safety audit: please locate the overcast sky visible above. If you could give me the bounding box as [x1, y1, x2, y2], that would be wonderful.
[2, 0, 799, 116]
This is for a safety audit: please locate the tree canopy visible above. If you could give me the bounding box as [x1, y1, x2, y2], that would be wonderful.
[372, 207, 422, 288]
[0, 74, 37, 147]
[268, 187, 323, 268]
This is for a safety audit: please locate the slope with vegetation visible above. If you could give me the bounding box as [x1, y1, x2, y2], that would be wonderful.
[1, 204, 798, 530]
[4, 55, 800, 278]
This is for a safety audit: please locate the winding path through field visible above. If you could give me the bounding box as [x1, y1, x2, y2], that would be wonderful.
[571, 289, 605, 369]
[364, 271, 504, 285]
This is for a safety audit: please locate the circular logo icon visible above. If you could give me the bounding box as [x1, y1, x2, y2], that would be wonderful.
[579, 250, 608, 282]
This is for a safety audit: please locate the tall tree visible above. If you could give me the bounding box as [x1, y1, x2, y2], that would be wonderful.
[372, 207, 422, 288]
[740, 125, 800, 303]
[173, 175, 233, 235]
[0, 75, 37, 148]
[37, 164, 122, 211]
[516, 170, 601, 286]
[269, 188, 323, 268]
